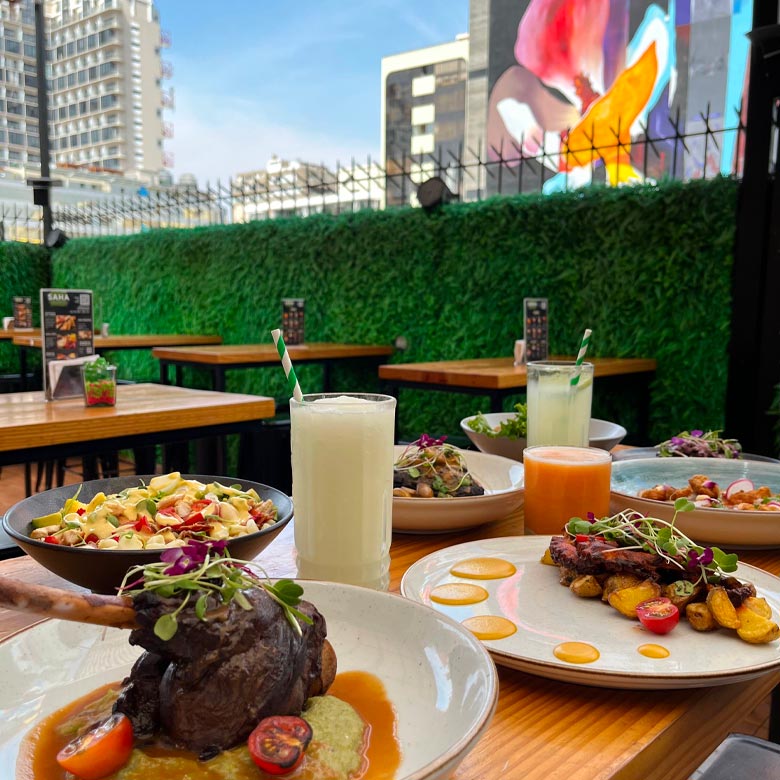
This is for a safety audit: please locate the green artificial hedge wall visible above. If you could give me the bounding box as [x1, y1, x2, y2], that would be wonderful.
[0, 241, 50, 381]
[42, 176, 737, 446]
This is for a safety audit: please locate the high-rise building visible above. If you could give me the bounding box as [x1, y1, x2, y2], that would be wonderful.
[380, 35, 469, 207]
[0, 0, 170, 179]
[45, 0, 169, 177]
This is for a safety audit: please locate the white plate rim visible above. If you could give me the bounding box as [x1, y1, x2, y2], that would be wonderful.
[400, 536, 780, 689]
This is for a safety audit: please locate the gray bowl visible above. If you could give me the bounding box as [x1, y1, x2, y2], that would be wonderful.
[2, 474, 293, 594]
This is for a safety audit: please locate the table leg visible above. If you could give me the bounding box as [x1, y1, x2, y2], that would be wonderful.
[20, 348, 28, 391]
[323, 362, 332, 393]
[770, 684, 780, 743]
[175, 366, 183, 386]
[213, 368, 225, 392]
[489, 393, 504, 413]
[159, 360, 170, 384]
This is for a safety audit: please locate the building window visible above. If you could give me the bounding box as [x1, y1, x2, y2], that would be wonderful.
[8, 131, 24, 145]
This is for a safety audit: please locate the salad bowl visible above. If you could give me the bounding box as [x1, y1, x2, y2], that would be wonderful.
[611, 458, 780, 548]
[460, 413, 626, 461]
[392, 446, 524, 533]
[1, 474, 293, 593]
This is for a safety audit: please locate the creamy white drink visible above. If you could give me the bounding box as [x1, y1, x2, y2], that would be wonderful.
[290, 393, 396, 590]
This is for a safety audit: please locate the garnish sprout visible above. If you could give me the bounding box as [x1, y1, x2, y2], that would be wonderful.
[565, 498, 739, 585]
[119, 539, 312, 641]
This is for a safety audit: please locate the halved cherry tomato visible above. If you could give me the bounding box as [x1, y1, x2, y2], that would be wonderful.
[247, 715, 313, 775]
[56, 712, 133, 780]
[636, 597, 680, 635]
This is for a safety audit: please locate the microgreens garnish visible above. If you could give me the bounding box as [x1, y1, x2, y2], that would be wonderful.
[658, 429, 742, 459]
[565, 498, 739, 584]
[119, 539, 312, 641]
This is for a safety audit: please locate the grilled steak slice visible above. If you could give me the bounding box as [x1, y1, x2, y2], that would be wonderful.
[116, 588, 328, 755]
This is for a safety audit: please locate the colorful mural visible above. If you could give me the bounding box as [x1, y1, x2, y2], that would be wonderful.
[486, 0, 752, 192]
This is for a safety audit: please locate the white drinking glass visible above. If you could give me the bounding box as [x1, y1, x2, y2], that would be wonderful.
[526, 361, 593, 447]
[290, 393, 396, 590]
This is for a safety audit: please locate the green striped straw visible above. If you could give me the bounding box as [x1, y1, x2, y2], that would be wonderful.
[570, 328, 592, 386]
[271, 328, 303, 402]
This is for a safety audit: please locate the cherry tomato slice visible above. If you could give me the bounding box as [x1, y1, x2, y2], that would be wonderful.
[248, 715, 313, 775]
[56, 712, 133, 780]
[636, 597, 680, 635]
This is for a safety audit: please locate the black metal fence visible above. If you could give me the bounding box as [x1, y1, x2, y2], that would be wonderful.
[0, 105, 750, 243]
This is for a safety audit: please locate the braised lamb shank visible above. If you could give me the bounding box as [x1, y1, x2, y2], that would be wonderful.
[115, 588, 331, 756]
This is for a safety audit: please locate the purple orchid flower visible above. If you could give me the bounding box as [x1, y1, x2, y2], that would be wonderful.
[161, 539, 227, 575]
[687, 547, 714, 570]
[418, 433, 448, 448]
[691, 430, 704, 438]
[587, 512, 596, 523]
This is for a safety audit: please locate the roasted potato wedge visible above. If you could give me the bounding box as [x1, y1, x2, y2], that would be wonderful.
[601, 574, 643, 603]
[706, 587, 741, 629]
[685, 602, 719, 631]
[607, 580, 661, 619]
[570, 575, 603, 599]
[743, 596, 773, 619]
[540, 548, 556, 566]
[736, 604, 780, 644]
[662, 580, 704, 612]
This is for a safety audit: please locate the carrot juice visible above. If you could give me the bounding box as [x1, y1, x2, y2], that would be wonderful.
[523, 446, 612, 535]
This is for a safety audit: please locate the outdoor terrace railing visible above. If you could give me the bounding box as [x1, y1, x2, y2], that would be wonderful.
[0, 105, 752, 243]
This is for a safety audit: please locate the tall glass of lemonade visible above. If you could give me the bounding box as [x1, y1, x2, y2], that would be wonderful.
[290, 393, 396, 590]
[526, 361, 594, 447]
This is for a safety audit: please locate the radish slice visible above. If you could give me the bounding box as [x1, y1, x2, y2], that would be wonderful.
[725, 478, 754, 499]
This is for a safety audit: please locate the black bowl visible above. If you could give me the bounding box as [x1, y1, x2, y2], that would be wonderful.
[1, 474, 293, 594]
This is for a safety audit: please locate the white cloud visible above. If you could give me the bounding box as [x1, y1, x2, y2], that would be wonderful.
[168, 90, 379, 185]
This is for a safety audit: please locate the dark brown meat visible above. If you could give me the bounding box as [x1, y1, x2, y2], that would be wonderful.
[114, 652, 169, 739]
[114, 588, 328, 756]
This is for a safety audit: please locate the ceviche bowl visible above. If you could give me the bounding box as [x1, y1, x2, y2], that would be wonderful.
[460, 413, 626, 461]
[1, 474, 293, 594]
[610, 458, 780, 548]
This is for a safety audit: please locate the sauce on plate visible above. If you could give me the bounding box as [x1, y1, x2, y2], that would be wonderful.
[462, 615, 517, 640]
[18, 672, 400, 780]
[553, 642, 600, 664]
[638, 643, 670, 659]
[450, 557, 517, 579]
[430, 583, 489, 605]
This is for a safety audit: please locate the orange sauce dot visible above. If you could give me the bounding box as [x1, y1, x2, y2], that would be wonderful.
[462, 615, 517, 640]
[553, 641, 600, 664]
[450, 557, 517, 580]
[638, 643, 670, 659]
[430, 583, 489, 605]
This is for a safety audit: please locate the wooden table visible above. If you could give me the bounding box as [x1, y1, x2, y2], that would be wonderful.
[0, 327, 39, 341]
[154, 342, 395, 392]
[0, 383, 274, 490]
[12, 333, 223, 391]
[0, 511, 777, 780]
[380, 356, 657, 440]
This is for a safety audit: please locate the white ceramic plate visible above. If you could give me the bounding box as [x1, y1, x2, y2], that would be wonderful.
[459, 415, 626, 461]
[393, 445, 524, 533]
[0, 581, 498, 780]
[611, 458, 780, 548]
[401, 536, 780, 689]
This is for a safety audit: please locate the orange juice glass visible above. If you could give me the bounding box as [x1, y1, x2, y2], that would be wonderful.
[523, 446, 612, 535]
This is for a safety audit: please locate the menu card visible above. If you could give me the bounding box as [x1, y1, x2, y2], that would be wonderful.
[523, 297, 549, 361]
[12, 296, 32, 329]
[40, 288, 94, 400]
[282, 298, 305, 345]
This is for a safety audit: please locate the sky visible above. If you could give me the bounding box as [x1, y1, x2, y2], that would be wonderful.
[157, 1, 469, 185]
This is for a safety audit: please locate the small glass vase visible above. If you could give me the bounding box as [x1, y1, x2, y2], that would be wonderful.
[82, 364, 117, 407]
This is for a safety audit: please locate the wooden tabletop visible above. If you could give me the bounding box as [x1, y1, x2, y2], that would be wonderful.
[0, 383, 274, 453]
[152, 342, 394, 366]
[12, 333, 222, 349]
[0, 509, 777, 780]
[0, 327, 39, 341]
[379, 356, 658, 390]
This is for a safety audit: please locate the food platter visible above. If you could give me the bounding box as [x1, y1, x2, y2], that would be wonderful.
[611, 458, 780, 548]
[400, 536, 780, 689]
[392, 446, 524, 533]
[0, 581, 498, 780]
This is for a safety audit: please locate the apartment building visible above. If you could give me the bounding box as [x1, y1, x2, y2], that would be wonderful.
[380, 35, 469, 207]
[45, 0, 168, 177]
[0, 0, 169, 180]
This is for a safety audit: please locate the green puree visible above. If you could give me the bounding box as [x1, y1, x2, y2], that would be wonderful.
[110, 695, 366, 780]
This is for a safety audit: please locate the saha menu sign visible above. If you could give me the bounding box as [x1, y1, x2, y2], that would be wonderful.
[40, 288, 94, 400]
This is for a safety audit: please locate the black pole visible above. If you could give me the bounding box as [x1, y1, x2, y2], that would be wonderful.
[34, 0, 53, 239]
[724, 0, 780, 455]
